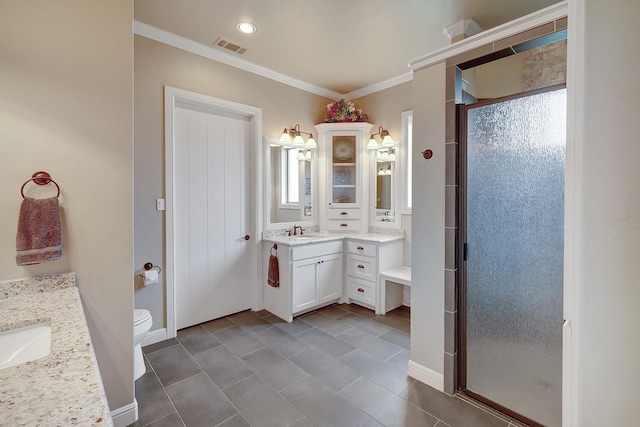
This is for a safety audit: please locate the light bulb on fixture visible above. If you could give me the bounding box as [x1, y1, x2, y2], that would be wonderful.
[367, 136, 380, 150]
[305, 134, 317, 149]
[381, 134, 395, 147]
[280, 128, 292, 144]
[292, 134, 305, 147]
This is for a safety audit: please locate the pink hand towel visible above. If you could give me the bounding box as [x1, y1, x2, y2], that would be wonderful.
[16, 197, 62, 266]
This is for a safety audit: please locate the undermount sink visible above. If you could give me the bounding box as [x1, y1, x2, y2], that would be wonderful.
[0, 321, 52, 371]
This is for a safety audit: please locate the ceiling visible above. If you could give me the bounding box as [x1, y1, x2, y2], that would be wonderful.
[134, 0, 562, 96]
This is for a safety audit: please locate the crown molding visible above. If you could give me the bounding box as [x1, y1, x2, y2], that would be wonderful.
[343, 72, 413, 100]
[409, 1, 568, 72]
[134, 21, 343, 100]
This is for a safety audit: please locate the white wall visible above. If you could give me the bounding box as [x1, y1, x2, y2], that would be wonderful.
[355, 82, 413, 264]
[134, 36, 330, 330]
[410, 63, 446, 374]
[0, 1, 134, 411]
[575, 0, 640, 423]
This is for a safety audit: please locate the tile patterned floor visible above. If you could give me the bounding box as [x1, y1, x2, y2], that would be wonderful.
[130, 304, 519, 427]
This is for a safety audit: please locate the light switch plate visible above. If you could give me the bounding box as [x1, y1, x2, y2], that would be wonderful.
[156, 198, 165, 211]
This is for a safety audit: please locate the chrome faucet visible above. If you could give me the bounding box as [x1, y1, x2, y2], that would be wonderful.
[293, 225, 304, 235]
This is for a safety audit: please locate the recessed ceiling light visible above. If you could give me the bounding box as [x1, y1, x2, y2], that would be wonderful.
[236, 22, 256, 34]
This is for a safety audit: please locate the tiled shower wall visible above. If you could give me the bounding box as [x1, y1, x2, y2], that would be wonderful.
[442, 16, 568, 395]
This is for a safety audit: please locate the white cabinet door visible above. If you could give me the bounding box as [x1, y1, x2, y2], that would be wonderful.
[318, 253, 343, 303]
[292, 258, 318, 313]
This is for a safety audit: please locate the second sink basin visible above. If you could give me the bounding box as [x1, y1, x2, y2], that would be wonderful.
[0, 321, 51, 371]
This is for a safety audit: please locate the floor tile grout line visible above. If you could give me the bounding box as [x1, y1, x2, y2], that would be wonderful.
[185, 342, 253, 426]
[278, 373, 371, 427]
[142, 340, 180, 356]
[140, 304, 421, 427]
[139, 367, 186, 427]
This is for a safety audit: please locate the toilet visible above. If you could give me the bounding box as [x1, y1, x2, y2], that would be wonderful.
[133, 309, 153, 381]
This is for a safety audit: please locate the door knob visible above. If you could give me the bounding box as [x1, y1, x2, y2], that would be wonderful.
[241, 235, 250, 240]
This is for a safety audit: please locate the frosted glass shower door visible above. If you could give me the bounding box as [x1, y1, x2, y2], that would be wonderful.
[463, 88, 566, 427]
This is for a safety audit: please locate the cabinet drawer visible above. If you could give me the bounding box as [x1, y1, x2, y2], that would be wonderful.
[347, 277, 375, 306]
[346, 254, 376, 281]
[327, 219, 361, 232]
[345, 240, 376, 257]
[290, 240, 343, 261]
[327, 209, 360, 220]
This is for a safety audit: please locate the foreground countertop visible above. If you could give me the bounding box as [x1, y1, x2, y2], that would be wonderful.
[263, 232, 403, 246]
[0, 273, 112, 426]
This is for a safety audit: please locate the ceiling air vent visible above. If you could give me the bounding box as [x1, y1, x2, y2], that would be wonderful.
[213, 37, 247, 55]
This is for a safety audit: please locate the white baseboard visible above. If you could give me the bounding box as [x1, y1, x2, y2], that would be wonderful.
[142, 328, 168, 347]
[408, 360, 444, 392]
[111, 400, 138, 427]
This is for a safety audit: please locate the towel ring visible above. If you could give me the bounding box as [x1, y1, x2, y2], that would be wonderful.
[21, 171, 60, 199]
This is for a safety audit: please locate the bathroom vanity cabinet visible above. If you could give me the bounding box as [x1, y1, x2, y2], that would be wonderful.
[262, 234, 405, 321]
[344, 238, 403, 311]
[263, 239, 344, 322]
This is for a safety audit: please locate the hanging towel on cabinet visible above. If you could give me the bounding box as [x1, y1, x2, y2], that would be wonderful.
[267, 245, 279, 288]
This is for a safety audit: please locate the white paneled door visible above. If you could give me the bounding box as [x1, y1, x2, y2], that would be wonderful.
[174, 105, 253, 330]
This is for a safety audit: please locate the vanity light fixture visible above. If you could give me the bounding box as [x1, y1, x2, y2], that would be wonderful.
[378, 165, 392, 175]
[296, 150, 312, 161]
[280, 124, 317, 149]
[368, 126, 395, 149]
[376, 148, 396, 162]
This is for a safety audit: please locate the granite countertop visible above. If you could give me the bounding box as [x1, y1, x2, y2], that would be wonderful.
[0, 273, 112, 426]
[263, 232, 403, 246]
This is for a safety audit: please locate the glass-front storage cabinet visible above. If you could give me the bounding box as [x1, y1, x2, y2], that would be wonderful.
[316, 122, 373, 233]
[331, 135, 357, 205]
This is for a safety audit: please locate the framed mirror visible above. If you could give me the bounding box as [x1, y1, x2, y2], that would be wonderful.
[264, 136, 317, 229]
[371, 147, 399, 227]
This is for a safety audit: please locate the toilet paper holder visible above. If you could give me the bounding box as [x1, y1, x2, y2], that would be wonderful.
[139, 262, 161, 277]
